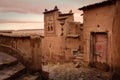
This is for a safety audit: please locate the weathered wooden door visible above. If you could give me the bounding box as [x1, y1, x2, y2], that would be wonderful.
[92, 33, 108, 70]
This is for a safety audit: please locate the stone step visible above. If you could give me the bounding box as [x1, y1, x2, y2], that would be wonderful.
[17, 73, 40, 80]
[0, 63, 26, 80]
[0, 52, 18, 69]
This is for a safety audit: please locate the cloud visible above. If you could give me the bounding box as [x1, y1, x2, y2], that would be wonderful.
[0, 0, 106, 30]
[0, 0, 106, 14]
[0, 0, 83, 14]
[0, 0, 46, 14]
[0, 23, 44, 30]
[0, 19, 43, 23]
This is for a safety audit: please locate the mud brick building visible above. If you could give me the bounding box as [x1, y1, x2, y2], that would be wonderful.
[79, 0, 120, 75]
[43, 6, 83, 64]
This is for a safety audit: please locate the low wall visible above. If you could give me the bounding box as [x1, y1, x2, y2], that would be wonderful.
[0, 33, 43, 71]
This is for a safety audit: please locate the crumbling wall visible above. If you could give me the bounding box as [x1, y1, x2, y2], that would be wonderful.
[0, 35, 42, 71]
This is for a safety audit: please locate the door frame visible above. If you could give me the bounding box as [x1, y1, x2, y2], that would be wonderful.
[90, 32, 108, 67]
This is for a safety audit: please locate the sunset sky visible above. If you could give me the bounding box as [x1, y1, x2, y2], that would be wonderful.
[0, 0, 105, 30]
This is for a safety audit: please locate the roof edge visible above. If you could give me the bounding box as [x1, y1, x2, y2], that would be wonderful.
[43, 9, 59, 14]
[59, 13, 73, 17]
[79, 0, 116, 10]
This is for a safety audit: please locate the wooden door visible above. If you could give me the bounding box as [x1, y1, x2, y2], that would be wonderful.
[92, 33, 108, 70]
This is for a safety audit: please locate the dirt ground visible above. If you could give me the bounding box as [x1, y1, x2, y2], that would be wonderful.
[43, 63, 111, 80]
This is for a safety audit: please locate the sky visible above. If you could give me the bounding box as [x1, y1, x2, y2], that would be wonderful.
[0, 0, 105, 30]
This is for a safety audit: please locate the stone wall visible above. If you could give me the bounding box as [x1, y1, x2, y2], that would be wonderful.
[0, 34, 43, 71]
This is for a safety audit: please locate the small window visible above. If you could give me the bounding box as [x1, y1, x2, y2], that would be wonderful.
[51, 26, 53, 31]
[73, 51, 78, 55]
[61, 28, 63, 31]
[48, 26, 50, 31]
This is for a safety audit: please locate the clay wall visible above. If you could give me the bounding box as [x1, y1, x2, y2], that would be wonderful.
[112, 0, 120, 74]
[83, 4, 115, 67]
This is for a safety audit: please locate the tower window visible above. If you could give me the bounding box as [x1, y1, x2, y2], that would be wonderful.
[51, 26, 53, 31]
[48, 26, 50, 31]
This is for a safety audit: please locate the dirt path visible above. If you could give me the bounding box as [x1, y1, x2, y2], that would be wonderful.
[43, 63, 111, 80]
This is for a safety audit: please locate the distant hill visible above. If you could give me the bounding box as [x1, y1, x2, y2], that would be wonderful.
[0, 29, 44, 37]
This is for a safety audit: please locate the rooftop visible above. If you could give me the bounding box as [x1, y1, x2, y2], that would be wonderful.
[59, 13, 73, 17]
[43, 6, 59, 14]
[79, 0, 116, 10]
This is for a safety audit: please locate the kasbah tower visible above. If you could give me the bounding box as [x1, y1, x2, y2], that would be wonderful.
[42, 6, 83, 64]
